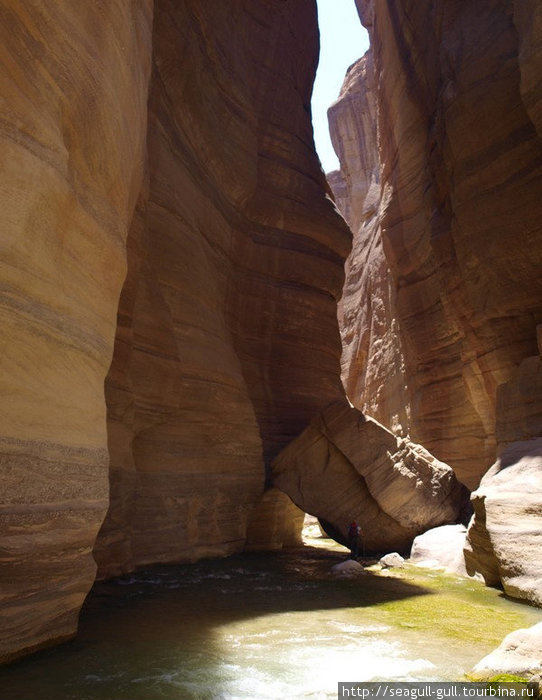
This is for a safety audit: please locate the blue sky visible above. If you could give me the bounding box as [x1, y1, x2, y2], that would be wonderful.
[312, 0, 370, 173]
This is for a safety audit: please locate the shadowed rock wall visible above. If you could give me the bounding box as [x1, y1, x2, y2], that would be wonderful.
[331, 0, 542, 489]
[93, 0, 350, 578]
[1, 0, 351, 662]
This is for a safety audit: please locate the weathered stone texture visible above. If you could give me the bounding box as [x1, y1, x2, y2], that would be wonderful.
[332, 0, 542, 489]
[1, 0, 351, 662]
[471, 622, 542, 680]
[0, 0, 153, 663]
[465, 439, 542, 607]
[272, 401, 467, 555]
[94, 0, 350, 578]
[496, 325, 542, 448]
[244, 488, 304, 553]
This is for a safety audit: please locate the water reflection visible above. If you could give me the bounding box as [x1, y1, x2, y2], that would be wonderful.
[1, 545, 540, 700]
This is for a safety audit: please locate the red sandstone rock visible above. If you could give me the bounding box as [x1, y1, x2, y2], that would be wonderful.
[94, 0, 350, 579]
[332, 0, 542, 490]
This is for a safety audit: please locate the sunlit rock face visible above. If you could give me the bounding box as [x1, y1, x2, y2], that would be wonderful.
[331, 0, 542, 490]
[1, 0, 351, 662]
[0, 0, 153, 664]
[465, 440, 542, 607]
[93, 0, 350, 579]
[272, 401, 468, 555]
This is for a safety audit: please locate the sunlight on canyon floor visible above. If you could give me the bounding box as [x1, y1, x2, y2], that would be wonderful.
[2, 533, 541, 700]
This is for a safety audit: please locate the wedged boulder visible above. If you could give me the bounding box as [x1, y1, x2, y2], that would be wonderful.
[465, 439, 542, 606]
[272, 401, 468, 555]
[470, 622, 542, 681]
[410, 524, 471, 577]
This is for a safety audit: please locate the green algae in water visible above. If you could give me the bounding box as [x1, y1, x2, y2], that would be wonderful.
[0, 548, 540, 699]
[372, 565, 534, 649]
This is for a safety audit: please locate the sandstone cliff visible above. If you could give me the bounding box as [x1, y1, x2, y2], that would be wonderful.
[93, 0, 350, 579]
[331, 0, 542, 490]
[0, 0, 153, 663]
[1, 0, 351, 662]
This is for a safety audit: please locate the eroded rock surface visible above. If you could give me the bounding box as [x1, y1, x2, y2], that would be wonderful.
[471, 622, 542, 680]
[331, 0, 542, 489]
[272, 401, 467, 555]
[0, 0, 153, 663]
[410, 525, 471, 577]
[244, 488, 304, 553]
[93, 0, 350, 579]
[1, 0, 350, 662]
[465, 439, 542, 606]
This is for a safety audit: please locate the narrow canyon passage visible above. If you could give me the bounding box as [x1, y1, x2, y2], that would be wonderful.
[1, 0, 541, 692]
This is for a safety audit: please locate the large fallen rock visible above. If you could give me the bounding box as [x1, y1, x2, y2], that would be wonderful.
[470, 622, 542, 680]
[272, 401, 468, 555]
[465, 439, 542, 606]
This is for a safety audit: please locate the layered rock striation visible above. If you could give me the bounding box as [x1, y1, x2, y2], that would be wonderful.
[465, 439, 542, 606]
[272, 401, 467, 555]
[330, 0, 542, 490]
[93, 0, 350, 579]
[0, 0, 153, 663]
[1, 0, 351, 662]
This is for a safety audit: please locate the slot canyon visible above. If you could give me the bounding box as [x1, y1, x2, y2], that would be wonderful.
[1, 0, 541, 689]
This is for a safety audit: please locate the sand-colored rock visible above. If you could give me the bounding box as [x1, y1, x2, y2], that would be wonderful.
[0, 0, 153, 663]
[379, 553, 404, 569]
[331, 560, 367, 578]
[93, 0, 350, 579]
[465, 439, 542, 606]
[244, 488, 304, 553]
[332, 1, 542, 489]
[496, 326, 542, 448]
[1, 0, 351, 662]
[410, 525, 471, 577]
[329, 54, 411, 441]
[470, 622, 542, 680]
[272, 401, 467, 555]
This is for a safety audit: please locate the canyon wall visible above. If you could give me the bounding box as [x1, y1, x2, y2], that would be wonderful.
[330, 0, 542, 490]
[0, 0, 153, 663]
[1, 0, 351, 662]
[93, 0, 350, 578]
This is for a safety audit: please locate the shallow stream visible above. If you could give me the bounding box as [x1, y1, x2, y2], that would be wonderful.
[2, 540, 541, 699]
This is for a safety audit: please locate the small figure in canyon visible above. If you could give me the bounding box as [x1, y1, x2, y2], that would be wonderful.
[348, 521, 361, 559]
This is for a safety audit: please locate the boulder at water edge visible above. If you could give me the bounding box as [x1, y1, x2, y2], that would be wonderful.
[411, 524, 471, 577]
[272, 401, 468, 555]
[470, 622, 542, 681]
[465, 439, 542, 606]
